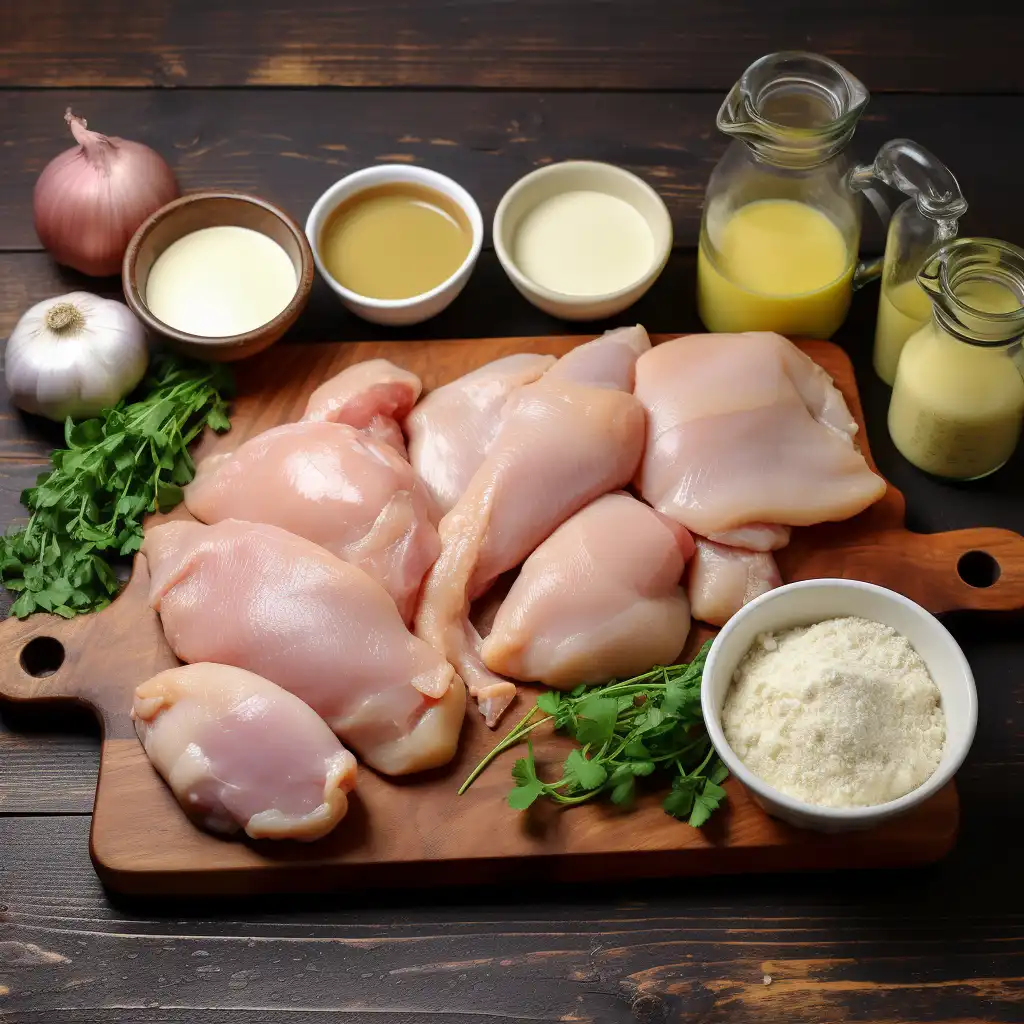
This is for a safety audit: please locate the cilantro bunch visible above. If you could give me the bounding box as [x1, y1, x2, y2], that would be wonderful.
[0, 354, 232, 619]
[460, 641, 728, 827]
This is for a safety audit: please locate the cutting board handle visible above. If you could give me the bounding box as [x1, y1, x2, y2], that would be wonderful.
[825, 526, 1024, 615]
[0, 561, 175, 736]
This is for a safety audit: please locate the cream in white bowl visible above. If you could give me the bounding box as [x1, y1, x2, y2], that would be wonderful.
[701, 579, 977, 833]
[494, 161, 673, 321]
[305, 165, 483, 326]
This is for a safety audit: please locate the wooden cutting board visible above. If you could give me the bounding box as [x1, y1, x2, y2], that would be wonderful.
[1, 335, 1021, 896]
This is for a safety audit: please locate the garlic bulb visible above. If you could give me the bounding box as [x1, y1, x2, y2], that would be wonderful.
[5, 292, 148, 422]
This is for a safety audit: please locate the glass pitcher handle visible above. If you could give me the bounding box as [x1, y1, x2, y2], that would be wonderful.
[849, 138, 967, 287]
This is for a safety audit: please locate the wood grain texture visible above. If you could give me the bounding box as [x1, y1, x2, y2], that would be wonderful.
[0, 1, 1020, 92]
[0, 813, 1021, 1023]
[7, 334, 1021, 894]
[2, 90, 1022, 252]
[0, 703, 97, 813]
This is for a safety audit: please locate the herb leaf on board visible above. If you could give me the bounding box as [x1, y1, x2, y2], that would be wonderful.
[461, 640, 728, 828]
[0, 355, 233, 618]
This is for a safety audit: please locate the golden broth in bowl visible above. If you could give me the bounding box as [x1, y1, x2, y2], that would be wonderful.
[318, 182, 472, 300]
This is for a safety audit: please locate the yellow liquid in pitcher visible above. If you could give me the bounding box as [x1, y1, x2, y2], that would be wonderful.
[697, 199, 854, 338]
[888, 280, 1024, 480]
[873, 279, 933, 386]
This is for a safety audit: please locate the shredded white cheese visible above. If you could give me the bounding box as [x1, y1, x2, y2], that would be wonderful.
[722, 616, 946, 808]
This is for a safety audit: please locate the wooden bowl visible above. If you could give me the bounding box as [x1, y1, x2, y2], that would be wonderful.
[122, 191, 314, 362]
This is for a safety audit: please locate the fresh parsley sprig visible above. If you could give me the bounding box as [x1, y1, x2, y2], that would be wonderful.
[459, 640, 728, 828]
[0, 354, 232, 619]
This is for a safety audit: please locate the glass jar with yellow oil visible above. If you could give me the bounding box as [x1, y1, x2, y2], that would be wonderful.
[888, 238, 1024, 480]
[697, 51, 962, 340]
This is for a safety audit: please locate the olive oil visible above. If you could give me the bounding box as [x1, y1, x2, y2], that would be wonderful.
[319, 183, 472, 300]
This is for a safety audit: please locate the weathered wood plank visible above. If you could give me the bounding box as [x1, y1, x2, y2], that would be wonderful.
[0, 1, 1019, 92]
[0, 703, 97, 813]
[1, 90, 1020, 252]
[0, 816, 1021, 1023]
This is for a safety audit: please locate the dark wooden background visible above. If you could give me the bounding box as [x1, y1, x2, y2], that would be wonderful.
[1, 3, 1022, 1021]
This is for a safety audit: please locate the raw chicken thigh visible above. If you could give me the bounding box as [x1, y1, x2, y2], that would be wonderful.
[415, 325, 650, 725]
[634, 333, 886, 536]
[184, 421, 438, 623]
[143, 519, 465, 776]
[133, 663, 357, 841]
[687, 537, 782, 627]
[302, 358, 421, 457]
[405, 353, 555, 515]
[482, 492, 695, 688]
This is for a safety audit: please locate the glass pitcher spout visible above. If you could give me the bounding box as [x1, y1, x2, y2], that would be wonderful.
[717, 51, 868, 167]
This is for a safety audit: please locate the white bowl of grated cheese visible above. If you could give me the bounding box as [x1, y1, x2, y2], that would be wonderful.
[701, 579, 977, 833]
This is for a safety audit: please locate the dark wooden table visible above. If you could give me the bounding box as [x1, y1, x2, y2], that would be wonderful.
[2, 4, 1022, 1021]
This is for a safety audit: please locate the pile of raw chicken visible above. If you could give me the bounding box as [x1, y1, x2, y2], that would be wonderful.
[133, 327, 886, 842]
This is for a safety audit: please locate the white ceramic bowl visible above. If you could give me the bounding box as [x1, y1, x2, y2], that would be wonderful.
[493, 161, 673, 321]
[305, 165, 483, 326]
[701, 579, 977, 833]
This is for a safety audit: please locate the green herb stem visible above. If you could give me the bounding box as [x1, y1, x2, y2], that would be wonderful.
[457, 709, 552, 795]
[461, 641, 729, 830]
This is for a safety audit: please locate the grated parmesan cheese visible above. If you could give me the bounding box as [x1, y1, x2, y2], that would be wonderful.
[721, 616, 946, 808]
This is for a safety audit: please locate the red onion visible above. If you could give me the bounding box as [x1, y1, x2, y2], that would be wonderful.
[33, 109, 179, 276]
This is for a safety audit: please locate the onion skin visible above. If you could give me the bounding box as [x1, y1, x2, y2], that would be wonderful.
[33, 110, 179, 277]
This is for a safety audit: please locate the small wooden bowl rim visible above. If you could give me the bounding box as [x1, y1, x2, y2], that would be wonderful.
[122, 190, 314, 350]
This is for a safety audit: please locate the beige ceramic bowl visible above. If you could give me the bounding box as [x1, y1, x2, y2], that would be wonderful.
[123, 191, 313, 362]
[493, 161, 673, 321]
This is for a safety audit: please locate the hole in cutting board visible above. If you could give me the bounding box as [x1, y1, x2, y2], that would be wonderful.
[20, 636, 65, 677]
[957, 550, 1001, 589]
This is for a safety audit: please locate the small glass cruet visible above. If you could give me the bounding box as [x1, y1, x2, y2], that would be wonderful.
[869, 152, 967, 384]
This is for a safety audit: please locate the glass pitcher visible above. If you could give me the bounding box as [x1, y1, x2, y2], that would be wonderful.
[696, 51, 964, 339]
[888, 238, 1024, 481]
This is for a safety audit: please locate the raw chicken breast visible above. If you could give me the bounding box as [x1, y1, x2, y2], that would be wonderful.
[143, 520, 464, 776]
[133, 663, 357, 841]
[482, 492, 695, 689]
[184, 421, 438, 623]
[405, 353, 555, 515]
[687, 537, 781, 627]
[415, 326, 650, 725]
[635, 333, 886, 535]
[302, 359, 421, 457]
